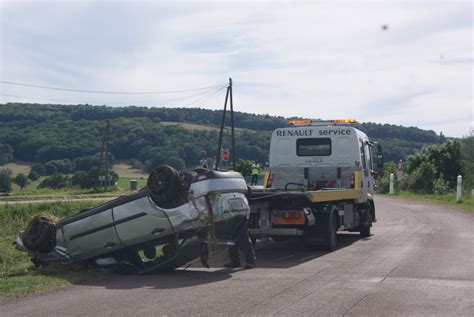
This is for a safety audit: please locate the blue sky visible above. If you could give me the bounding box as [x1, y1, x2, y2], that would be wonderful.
[0, 0, 472, 137]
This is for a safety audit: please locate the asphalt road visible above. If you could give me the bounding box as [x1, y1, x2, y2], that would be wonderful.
[2, 195, 473, 316]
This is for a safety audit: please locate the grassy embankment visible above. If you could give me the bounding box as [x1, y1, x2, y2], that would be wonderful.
[0, 201, 111, 298]
[389, 190, 474, 213]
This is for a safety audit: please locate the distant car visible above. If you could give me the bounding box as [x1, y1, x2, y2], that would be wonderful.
[15, 166, 250, 273]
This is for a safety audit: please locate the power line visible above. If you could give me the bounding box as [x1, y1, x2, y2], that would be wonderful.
[185, 86, 227, 108]
[0, 80, 225, 95]
[0, 85, 228, 106]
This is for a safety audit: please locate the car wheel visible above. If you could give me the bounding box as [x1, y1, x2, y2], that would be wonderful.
[147, 165, 180, 205]
[23, 215, 56, 253]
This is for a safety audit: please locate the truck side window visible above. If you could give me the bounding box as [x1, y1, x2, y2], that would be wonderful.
[367, 144, 373, 170]
[297, 138, 331, 156]
[359, 140, 367, 170]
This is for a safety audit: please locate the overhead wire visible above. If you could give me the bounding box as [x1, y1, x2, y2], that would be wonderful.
[0, 84, 229, 106]
[0, 80, 225, 95]
[185, 85, 228, 108]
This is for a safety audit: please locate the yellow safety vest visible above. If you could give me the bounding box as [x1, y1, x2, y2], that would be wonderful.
[251, 164, 260, 175]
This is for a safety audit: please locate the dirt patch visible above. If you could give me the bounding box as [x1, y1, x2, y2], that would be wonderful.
[113, 162, 148, 179]
[0, 161, 32, 176]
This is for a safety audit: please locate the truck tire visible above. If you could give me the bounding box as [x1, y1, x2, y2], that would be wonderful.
[324, 210, 337, 251]
[147, 165, 180, 205]
[359, 202, 372, 237]
[360, 226, 371, 237]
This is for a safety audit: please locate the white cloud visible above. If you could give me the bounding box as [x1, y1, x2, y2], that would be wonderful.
[0, 0, 472, 137]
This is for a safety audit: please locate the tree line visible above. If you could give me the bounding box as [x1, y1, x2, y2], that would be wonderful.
[0, 103, 447, 173]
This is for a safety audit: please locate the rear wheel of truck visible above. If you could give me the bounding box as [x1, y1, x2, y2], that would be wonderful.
[359, 202, 372, 237]
[324, 210, 337, 251]
[360, 226, 371, 237]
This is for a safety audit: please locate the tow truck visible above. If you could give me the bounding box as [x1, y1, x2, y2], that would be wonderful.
[248, 119, 383, 250]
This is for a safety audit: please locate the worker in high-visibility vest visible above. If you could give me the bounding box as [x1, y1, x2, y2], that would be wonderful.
[251, 161, 260, 185]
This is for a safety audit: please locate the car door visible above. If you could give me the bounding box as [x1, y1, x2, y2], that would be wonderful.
[113, 196, 174, 247]
[59, 208, 122, 261]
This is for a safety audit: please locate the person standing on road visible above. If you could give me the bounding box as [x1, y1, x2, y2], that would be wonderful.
[223, 213, 256, 270]
[251, 161, 260, 186]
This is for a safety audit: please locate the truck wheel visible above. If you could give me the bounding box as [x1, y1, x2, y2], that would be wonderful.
[360, 226, 371, 237]
[360, 202, 372, 237]
[148, 165, 180, 205]
[324, 210, 337, 251]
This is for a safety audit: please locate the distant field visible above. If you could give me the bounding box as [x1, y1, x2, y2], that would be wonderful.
[0, 161, 146, 198]
[113, 162, 148, 179]
[0, 161, 32, 176]
[160, 121, 219, 131]
[117, 177, 147, 191]
[160, 121, 245, 132]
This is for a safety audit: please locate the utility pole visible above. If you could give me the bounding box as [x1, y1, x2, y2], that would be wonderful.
[215, 78, 236, 171]
[104, 120, 110, 190]
[96, 120, 110, 190]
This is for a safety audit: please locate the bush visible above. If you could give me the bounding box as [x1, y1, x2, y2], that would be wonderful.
[433, 177, 449, 194]
[39, 173, 70, 189]
[30, 164, 46, 176]
[44, 162, 58, 176]
[375, 161, 398, 194]
[132, 161, 144, 171]
[14, 173, 29, 190]
[72, 169, 118, 189]
[235, 159, 253, 177]
[73, 156, 97, 172]
[0, 169, 12, 193]
[407, 161, 437, 194]
[28, 171, 40, 181]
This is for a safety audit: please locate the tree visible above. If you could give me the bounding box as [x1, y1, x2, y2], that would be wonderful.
[406, 140, 463, 189]
[0, 143, 13, 165]
[0, 169, 12, 193]
[460, 136, 474, 190]
[28, 171, 40, 181]
[14, 173, 29, 190]
[30, 164, 46, 176]
[406, 161, 437, 194]
[39, 173, 70, 189]
[235, 160, 253, 177]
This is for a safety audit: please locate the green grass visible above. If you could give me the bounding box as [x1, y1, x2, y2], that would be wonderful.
[0, 202, 110, 297]
[391, 190, 474, 213]
[116, 177, 147, 191]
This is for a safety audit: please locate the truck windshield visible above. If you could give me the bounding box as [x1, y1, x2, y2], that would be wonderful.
[297, 138, 331, 156]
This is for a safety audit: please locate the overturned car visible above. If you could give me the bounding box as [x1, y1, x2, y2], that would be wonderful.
[14, 166, 250, 273]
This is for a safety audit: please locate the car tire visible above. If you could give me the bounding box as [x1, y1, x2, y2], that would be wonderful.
[147, 165, 180, 205]
[23, 215, 56, 253]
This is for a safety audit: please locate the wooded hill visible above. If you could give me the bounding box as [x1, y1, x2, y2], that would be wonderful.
[0, 103, 446, 171]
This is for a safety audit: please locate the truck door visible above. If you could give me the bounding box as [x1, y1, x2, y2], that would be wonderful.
[359, 139, 369, 200]
[366, 142, 375, 194]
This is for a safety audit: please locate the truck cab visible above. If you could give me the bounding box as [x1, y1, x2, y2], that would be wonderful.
[269, 119, 382, 203]
[249, 119, 383, 250]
